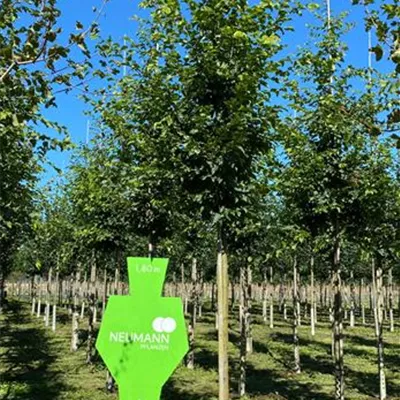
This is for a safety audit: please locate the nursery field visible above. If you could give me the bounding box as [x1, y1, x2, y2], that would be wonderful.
[1, 299, 399, 400]
[1, 2, 399, 400]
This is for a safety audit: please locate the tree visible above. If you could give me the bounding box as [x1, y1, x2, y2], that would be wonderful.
[352, 0, 400, 71]
[88, 1, 294, 397]
[279, 9, 394, 399]
[0, 0, 105, 309]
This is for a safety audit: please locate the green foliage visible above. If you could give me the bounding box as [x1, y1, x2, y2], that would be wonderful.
[0, 0, 105, 278]
[279, 11, 400, 275]
[353, 0, 400, 72]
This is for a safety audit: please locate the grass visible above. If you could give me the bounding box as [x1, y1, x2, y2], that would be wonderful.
[1, 299, 400, 399]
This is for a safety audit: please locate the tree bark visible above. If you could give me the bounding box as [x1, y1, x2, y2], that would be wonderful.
[187, 257, 198, 369]
[71, 311, 79, 351]
[0, 269, 5, 313]
[217, 230, 229, 400]
[293, 257, 301, 374]
[310, 255, 315, 336]
[262, 273, 267, 324]
[350, 271, 355, 328]
[388, 268, 394, 333]
[246, 264, 253, 354]
[375, 259, 387, 400]
[86, 251, 96, 364]
[269, 267, 274, 330]
[372, 259, 379, 337]
[239, 266, 247, 397]
[332, 234, 344, 400]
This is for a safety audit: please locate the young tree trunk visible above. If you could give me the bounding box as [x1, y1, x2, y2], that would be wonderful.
[52, 304, 57, 332]
[0, 270, 5, 313]
[37, 297, 41, 318]
[376, 260, 387, 400]
[297, 271, 301, 327]
[350, 271, 355, 328]
[181, 263, 188, 315]
[332, 235, 344, 400]
[186, 257, 198, 369]
[71, 311, 79, 351]
[86, 252, 97, 364]
[246, 264, 253, 354]
[372, 259, 379, 337]
[198, 274, 204, 318]
[45, 267, 52, 327]
[114, 266, 120, 295]
[239, 266, 247, 397]
[388, 268, 394, 333]
[32, 296, 36, 315]
[106, 370, 115, 393]
[269, 291, 274, 329]
[211, 282, 216, 312]
[230, 281, 236, 312]
[148, 239, 155, 258]
[269, 267, 274, 330]
[310, 255, 315, 336]
[360, 279, 366, 326]
[217, 230, 229, 400]
[293, 257, 301, 374]
[102, 268, 107, 317]
[262, 273, 267, 324]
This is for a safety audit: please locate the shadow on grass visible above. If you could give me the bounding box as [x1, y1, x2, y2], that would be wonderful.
[346, 334, 400, 351]
[245, 364, 333, 400]
[0, 301, 68, 400]
[195, 348, 218, 371]
[346, 367, 400, 399]
[162, 379, 217, 400]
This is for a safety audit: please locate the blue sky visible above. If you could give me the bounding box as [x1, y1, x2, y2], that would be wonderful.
[41, 0, 391, 186]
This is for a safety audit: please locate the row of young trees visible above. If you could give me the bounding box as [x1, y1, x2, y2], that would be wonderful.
[0, 0, 107, 308]
[1, 0, 399, 400]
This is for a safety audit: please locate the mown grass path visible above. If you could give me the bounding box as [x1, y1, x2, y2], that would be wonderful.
[1, 300, 400, 399]
[0, 301, 116, 400]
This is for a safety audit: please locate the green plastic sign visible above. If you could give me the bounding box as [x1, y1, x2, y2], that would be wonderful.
[96, 257, 189, 400]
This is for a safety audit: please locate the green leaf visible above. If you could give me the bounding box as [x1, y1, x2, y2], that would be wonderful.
[371, 45, 383, 62]
[233, 31, 248, 40]
[307, 3, 320, 11]
[260, 34, 280, 46]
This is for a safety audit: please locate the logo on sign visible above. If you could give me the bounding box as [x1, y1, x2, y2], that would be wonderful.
[152, 317, 177, 333]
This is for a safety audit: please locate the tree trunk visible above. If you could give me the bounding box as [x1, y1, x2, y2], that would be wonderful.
[239, 266, 247, 397]
[293, 257, 301, 374]
[269, 267, 274, 330]
[333, 235, 344, 400]
[217, 230, 229, 400]
[297, 271, 301, 327]
[148, 238, 155, 258]
[360, 279, 366, 326]
[52, 304, 57, 331]
[45, 268, 52, 327]
[372, 259, 379, 337]
[0, 270, 5, 313]
[230, 281, 235, 312]
[350, 271, 355, 328]
[310, 255, 315, 336]
[388, 268, 394, 333]
[71, 311, 79, 351]
[376, 260, 387, 400]
[186, 257, 198, 369]
[262, 273, 267, 324]
[86, 252, 96, 364]
[246, 264, 253, 354]
[102, 268, 107, 317]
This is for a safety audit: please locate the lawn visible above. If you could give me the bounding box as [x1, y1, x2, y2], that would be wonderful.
[0, 300, 399, 399]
